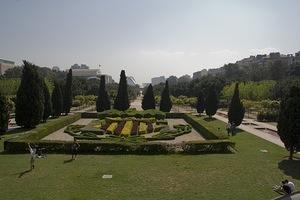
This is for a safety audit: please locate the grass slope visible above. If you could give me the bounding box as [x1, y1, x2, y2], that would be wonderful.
[0, 118, 299, 200]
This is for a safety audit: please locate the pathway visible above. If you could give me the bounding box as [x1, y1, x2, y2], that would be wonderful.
[42, 118, 94, 141]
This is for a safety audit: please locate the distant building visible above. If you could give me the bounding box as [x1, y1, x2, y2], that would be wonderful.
[103, 74, 114, 84]
[178, 74, 192, 83]
[72, 69, 101, 78]
[151, 76, 166, 86]
[208, 68, 224, 76]
[294, 51, 300, 64]
[127, 76, 137, 86]
[71, 64, 90, 70]
[167, 75, 178, 86]
[0, 59, 15, 75]
[193, 69, 208, 80]
[52, 66, 60, 72]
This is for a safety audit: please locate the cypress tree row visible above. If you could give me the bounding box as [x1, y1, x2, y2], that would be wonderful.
[42, 80, 52, 122]
[228, 83, 245, 126]
[51, 82, 63, 117]
[277, 86, 300, 160]
[0, 92, 9, 134]
[63, 69, 73, 115]
[114, 70, 130, 111]
[205, 86, 219, 118]
[142, 84, 155, 110]
[159, 81, 172, 112]
[96, 75, 111, 112]
[15, 61, 45, 128]
[196, 91, 205, 115]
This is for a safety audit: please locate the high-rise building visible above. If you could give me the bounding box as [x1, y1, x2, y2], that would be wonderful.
[178, 74, 192, 83]
[0, 59, 15, 75]
[127, 76, 137, 86]
[151, 76, 166, 86]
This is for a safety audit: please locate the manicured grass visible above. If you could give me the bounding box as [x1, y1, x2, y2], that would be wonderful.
[0, 118, 299, 199]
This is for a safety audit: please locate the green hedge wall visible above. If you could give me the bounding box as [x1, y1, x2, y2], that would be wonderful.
[182, 140, 235, 153]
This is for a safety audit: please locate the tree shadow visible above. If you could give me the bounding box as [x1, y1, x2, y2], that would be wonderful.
[63, 158, 74, 164]
[18, 169, 32, 178]
[278, 159, 300, 180]
[203, 117, 216, 122]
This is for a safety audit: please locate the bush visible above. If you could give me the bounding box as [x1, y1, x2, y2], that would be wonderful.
[64, 124, 85, 136]
[257, 110, 279, 122]
[182, 140, 235, 153]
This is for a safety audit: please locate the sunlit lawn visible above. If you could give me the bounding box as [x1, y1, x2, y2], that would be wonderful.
[0, 121, 299, 200]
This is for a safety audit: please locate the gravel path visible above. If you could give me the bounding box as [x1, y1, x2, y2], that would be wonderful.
[42, 119, 94, 141]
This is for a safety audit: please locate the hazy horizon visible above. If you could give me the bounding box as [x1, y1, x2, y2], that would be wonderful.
[1, 0, 300, 84]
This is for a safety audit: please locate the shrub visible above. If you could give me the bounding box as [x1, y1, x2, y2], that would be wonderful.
[182, 140, 235, 153]
[64, 124, 85, 136]
[139, 122, 147, 134]
[106, 122, 118, 134]
[114, 120, 126, 135]
[131, 121, 139, 135]
[257, 110, 279, 122]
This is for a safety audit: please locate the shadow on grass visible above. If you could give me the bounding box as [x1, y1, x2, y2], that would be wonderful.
[278, 159, 300, 180]
[63, 158, 74, 164]
[4, 127, 32, 135]
[231, 128, 244, 136]
[203, 117, 217, 122]
[18, 169, 32, 178]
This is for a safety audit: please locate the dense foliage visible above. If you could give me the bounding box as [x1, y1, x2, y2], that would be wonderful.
[114, 70, 130, 111]
[63, 69, 73, 115]
[142, 84, 155, 110]
[0, 92, 9, 133]
[205, 86, 219, 118]
[196, 92, 205, 114]
[228, 83, 245, 126]
[15, 61, 45, 128]
[96, 75, 111, 112]
[277, 86, 300, 160]
[42, 80, 52, 122]
[51, 82, 63, 117]
[159, 81, 172, 112]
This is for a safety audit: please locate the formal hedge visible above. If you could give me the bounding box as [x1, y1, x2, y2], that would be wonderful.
[182, 140, 235, 153]
[6, 113, 81, 142]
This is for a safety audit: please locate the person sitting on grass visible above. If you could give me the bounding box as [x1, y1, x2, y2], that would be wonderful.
[273, 180, 293, 195]
[285, 179, 296, 193]
[28, 143, 37, 170]
[71, 138, 80, 160]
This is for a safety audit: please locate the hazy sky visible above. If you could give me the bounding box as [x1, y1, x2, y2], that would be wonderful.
[1, 0, 300, 84]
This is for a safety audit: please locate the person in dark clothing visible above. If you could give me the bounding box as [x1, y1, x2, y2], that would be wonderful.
[71, 138, 80, 160]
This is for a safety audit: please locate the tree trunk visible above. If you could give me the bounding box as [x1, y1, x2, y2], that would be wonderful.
[289, 145, 294, 160]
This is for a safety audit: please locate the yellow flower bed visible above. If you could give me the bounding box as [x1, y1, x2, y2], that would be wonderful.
[139, 122, 147, 135]
[120, 121, 133, 137]
[93, 124, 102, 129]
[106, 122, 118, 134]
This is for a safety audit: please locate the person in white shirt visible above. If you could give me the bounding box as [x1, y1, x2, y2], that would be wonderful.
[285, 179, 296, 193]
[28, 143, 36, 170]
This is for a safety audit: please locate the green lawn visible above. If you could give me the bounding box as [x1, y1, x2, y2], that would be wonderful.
[0, 119, 299, 200]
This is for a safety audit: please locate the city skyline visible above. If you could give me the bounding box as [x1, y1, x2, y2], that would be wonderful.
[1, 0, 300, 84]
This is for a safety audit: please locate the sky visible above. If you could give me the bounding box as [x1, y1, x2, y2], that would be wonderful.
[1, 0, 300, 84]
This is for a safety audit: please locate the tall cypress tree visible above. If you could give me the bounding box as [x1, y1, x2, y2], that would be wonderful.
[51, 82, 63, 117]
[42, 80, 52, 122]
[63, 69, 73, 115]
[15, 61, 45, 128]
[228, 83, 245, 126]
[0, 92, 9, 134]
[142, 84, 155, 110]
[96, 75, 111, 112]
[114, 70, 130, 111]
[196, 91, 205, 115]
[159, 81, 172, 112]
[277, 86, 300, 160]
[205, 86, 219, 118]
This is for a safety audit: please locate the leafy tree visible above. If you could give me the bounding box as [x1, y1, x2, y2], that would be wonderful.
[205, 86, 219, 118]
[142, 84, 155, 110]
[277, 86, 300, 160]
[196, 91, 205, 114]
[42, 80, 52, 122]
[15, 61, 45, 128]
[228, 83, 245, 126]
[0, 92, 9, 134]
[96, 75, 111, 112]
[270, 60, 285, 80]
[51, 82, 63, 117]
[159, 81, 172, 112]
[63, 69, 73, 115]
[114, 70, 130, 111]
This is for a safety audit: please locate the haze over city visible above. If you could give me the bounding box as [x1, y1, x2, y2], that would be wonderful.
[1, 0, 300, 84]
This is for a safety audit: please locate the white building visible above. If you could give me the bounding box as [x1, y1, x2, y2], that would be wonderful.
[72, 69, 101, 77]
[151, 76, 165, 86]
[103, 74, 114, 84]
[0, 59, 15, 75]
